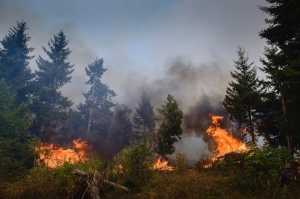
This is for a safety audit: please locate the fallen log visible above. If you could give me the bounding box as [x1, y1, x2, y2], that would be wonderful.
[103, 179, 130, 192]
[72, 169, 130, 199]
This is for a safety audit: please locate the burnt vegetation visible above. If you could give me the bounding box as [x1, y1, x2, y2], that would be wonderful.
[1, 0, 300, 198]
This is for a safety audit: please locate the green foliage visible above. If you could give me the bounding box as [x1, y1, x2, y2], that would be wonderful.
[223, 47, 263, 144]
[259, 0, 300, 153]
[30, 30, 74, 140]
[215, 146, 293, 194]
[115, 129, 153, 191]
[113, 104, 133, 151]
[12, 156, 106, 199]
[77, 58, 116, 144]
[132, 91, 155, 134]
[0, 79, 40, 179]
[35, 30, 74, 90]
[0, 21, 35, 105]
[175, 152, 188, 172]
[155, 94, 183, 158]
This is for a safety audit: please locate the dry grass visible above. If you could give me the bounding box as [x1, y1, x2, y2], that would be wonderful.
[105, 169, 299, 199]
[2, 169, 300, 199]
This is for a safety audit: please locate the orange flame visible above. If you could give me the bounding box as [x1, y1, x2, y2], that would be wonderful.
[206, 114, 247, 155]
[152, 157, 174, 170]
[37, 139, 90, 168]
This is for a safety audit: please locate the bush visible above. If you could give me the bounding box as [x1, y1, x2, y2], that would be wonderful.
[1, 154, 108, 199]
[175, 152, 188, 172]
[215, 146, 293, 194]
[114, 129, 154, 191]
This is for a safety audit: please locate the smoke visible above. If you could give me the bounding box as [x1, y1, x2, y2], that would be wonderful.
[120, 56, 232, 112]
[117, 56, 232, 161]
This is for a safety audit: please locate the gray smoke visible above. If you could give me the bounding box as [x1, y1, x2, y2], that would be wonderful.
[118, 56, 232, 162]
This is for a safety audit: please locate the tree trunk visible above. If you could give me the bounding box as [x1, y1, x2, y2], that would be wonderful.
[72, 169, 130, 199]
[87, 73, 97, 139]
[280, 88, 292, 154]
[247, 107, 255, 145]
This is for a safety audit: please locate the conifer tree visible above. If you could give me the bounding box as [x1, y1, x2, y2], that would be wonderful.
[114, 104, 132, 148]
[132, 91, 155, 134]
[29, 31, 73, 141]
[77, 58, 116, 141]
[259, 0, 300, 153]
[35, 30, 74, 89]
[223, 47, 263, 144]
[155, 94, 183, 158]
[0, 21, 35, 105]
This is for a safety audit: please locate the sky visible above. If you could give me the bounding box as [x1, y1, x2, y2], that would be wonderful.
[0, 0, 269, 111]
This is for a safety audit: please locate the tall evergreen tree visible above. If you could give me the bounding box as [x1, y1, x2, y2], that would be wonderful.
[104, 104, 132, 157]
[132, 91, 155, 134]
[77, 58, 116, 142]
[259, 0, 300, 153]
[0, 21, 35, 105]
[35, 30, 74, 89]
[223, 47, 263, 144]
[29, 31, 74, 141]
[155, 94, 183, 158]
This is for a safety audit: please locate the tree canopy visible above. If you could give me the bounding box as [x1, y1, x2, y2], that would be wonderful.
[77, 58, 116, 149]
[155, 94, 183, 158]
[0, 21, 35, 105]
[223, 47, 263, 144]
[29, 30, 73, 141]
[132, 91, 155, 134]
[259, 0, 300, 153]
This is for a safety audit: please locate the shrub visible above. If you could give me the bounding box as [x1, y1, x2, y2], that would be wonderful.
[215, 146, 293, 194]
[115, 128, 154, 191]
[175, 152, 188, 172]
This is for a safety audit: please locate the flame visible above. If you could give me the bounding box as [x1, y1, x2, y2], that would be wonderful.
[206, 114, 247, 155]
[152, 157, 174, 170]
[37, 139, 90, 168]
[199, 114, 247, 168]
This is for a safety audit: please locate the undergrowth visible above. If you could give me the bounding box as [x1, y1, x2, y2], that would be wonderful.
[2, 146, 300, 199]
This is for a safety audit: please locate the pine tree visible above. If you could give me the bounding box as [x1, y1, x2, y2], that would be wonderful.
[223, 47, 263, 144]
[104, 104, 132, 157]
[0, 21, 35, 105]
[77, 58, 116, 141]
[259, 0, 300, 153]
[132, 91, 155, 134]
[155, 94, 183, 158]
[35, 30, 74, 89]
[29, 31, 74, 141]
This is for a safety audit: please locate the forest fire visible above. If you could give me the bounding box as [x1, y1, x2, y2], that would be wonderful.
[152, 157, 174, 170]
[37, 139, 90, 168]
[199, 114, 247, 168]
[206, 114, 247, 155]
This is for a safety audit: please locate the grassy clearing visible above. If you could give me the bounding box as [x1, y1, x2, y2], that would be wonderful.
[3, 168, 298, 199]
[105, 169, 300, 199]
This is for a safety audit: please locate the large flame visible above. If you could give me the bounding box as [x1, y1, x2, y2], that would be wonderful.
[37, 139, 90, 168]
[206, 114, 247, 155]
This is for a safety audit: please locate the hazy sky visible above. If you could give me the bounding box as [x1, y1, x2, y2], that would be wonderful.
[0, 0, 269, 111]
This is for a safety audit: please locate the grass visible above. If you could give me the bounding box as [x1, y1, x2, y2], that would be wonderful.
[103, 169, 300, 199]
[1, 168, 300, 199]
